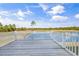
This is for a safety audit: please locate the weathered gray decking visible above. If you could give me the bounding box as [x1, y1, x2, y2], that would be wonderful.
[0, 32, 73, 56]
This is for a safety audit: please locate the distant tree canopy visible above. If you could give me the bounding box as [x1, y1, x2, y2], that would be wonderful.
[0, 23, 2, 26]
[0, 22, 27, 32]
[31, 21, 36, 26]
[0, 22, 16, 32]
[0, 22, 79, 32]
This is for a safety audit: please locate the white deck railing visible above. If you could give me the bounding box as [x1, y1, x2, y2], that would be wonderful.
[50, 31, 79, 56]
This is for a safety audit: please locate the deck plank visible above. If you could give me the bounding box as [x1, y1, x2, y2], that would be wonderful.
[0, 32, 72, 56]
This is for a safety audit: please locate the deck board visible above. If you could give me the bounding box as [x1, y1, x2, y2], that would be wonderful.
[0, 32, 73, 56]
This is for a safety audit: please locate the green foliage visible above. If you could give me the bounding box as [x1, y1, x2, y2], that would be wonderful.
[0, 22, 79, 32]
[0, 22, 27, 32]
[31, 21, 36, 26]
[0, 22, 16, 32]
[0, 23, 2, 26]
[16, 27, 26, 31]
[51, 27, 79, 30]
[23, 27, 79, 31]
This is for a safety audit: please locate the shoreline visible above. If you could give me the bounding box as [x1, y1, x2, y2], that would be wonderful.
[51, 30, 79, 32]
[0, 30, 79, 32]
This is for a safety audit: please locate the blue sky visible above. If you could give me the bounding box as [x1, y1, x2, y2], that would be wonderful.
[0, 3, 79, 28]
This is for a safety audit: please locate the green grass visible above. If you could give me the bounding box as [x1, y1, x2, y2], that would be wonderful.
[0, 32, 14, 47]
[0, 31, 31, 47]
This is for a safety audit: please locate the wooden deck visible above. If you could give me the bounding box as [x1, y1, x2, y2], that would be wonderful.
[0, 32, 73, 56]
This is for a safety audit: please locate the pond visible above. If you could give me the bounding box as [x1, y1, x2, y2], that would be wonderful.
[52, 31, 79, 42]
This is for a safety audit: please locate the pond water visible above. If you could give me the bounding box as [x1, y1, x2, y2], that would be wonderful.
[52, 32, 79, 42]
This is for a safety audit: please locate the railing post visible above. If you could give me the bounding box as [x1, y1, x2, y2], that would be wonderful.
[61, 32, 64, 46]
[13, 31, 17, 40]
[78, 46, 79, 55]
[51, 31, 79, 56]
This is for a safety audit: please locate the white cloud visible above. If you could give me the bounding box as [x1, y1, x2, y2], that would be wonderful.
[75, 14, 79, 19]
[15, 9, 33, 17]
[0, 8, 33, 19]
[52, 15, 68, 21]
[31, 21, 53, 28]
[14, 9, 33, 21]
[0, 16, 1, 18]
[0, 10, 9, 16]
[39, 4, 48, 11]
[0, 17, 31, 28]
[0, 16, 53, 28]
[47, 5, 65, 15]
[24, 10, 33, 15]
[16, 10, 25, 17]
[0, 16, 3, 22]
[18, 17, 24, 20]
[0, 17, 51, 28]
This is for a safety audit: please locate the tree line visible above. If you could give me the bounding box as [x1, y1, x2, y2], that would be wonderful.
[0, 21, 36, 32]
[0, 22, 28, 32]
[0, 21, 79, 32]
[0, 23, 16, 32]
[23, 27, 79, 30]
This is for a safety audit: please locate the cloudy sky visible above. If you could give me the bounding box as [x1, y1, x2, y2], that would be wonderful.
[0, 3, 79, 28]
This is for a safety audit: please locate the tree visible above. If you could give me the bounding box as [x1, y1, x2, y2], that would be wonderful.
[31, 21, 36, 27]
[0, 22, 3, 32]
[0, 22, 2, 26]
[31, 21, 36, 31]
[4, 25, 8, 32]
[11, 24, 16, 31]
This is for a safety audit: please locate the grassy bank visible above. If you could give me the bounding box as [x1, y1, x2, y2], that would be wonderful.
[0, 31, 31, 47]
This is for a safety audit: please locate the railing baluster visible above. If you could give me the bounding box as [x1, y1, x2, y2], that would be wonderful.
[78, 46, 79, 55]
[51, 31, 79, 56]
[73, 46, 75, 53]
[76, 46, 78, 55]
